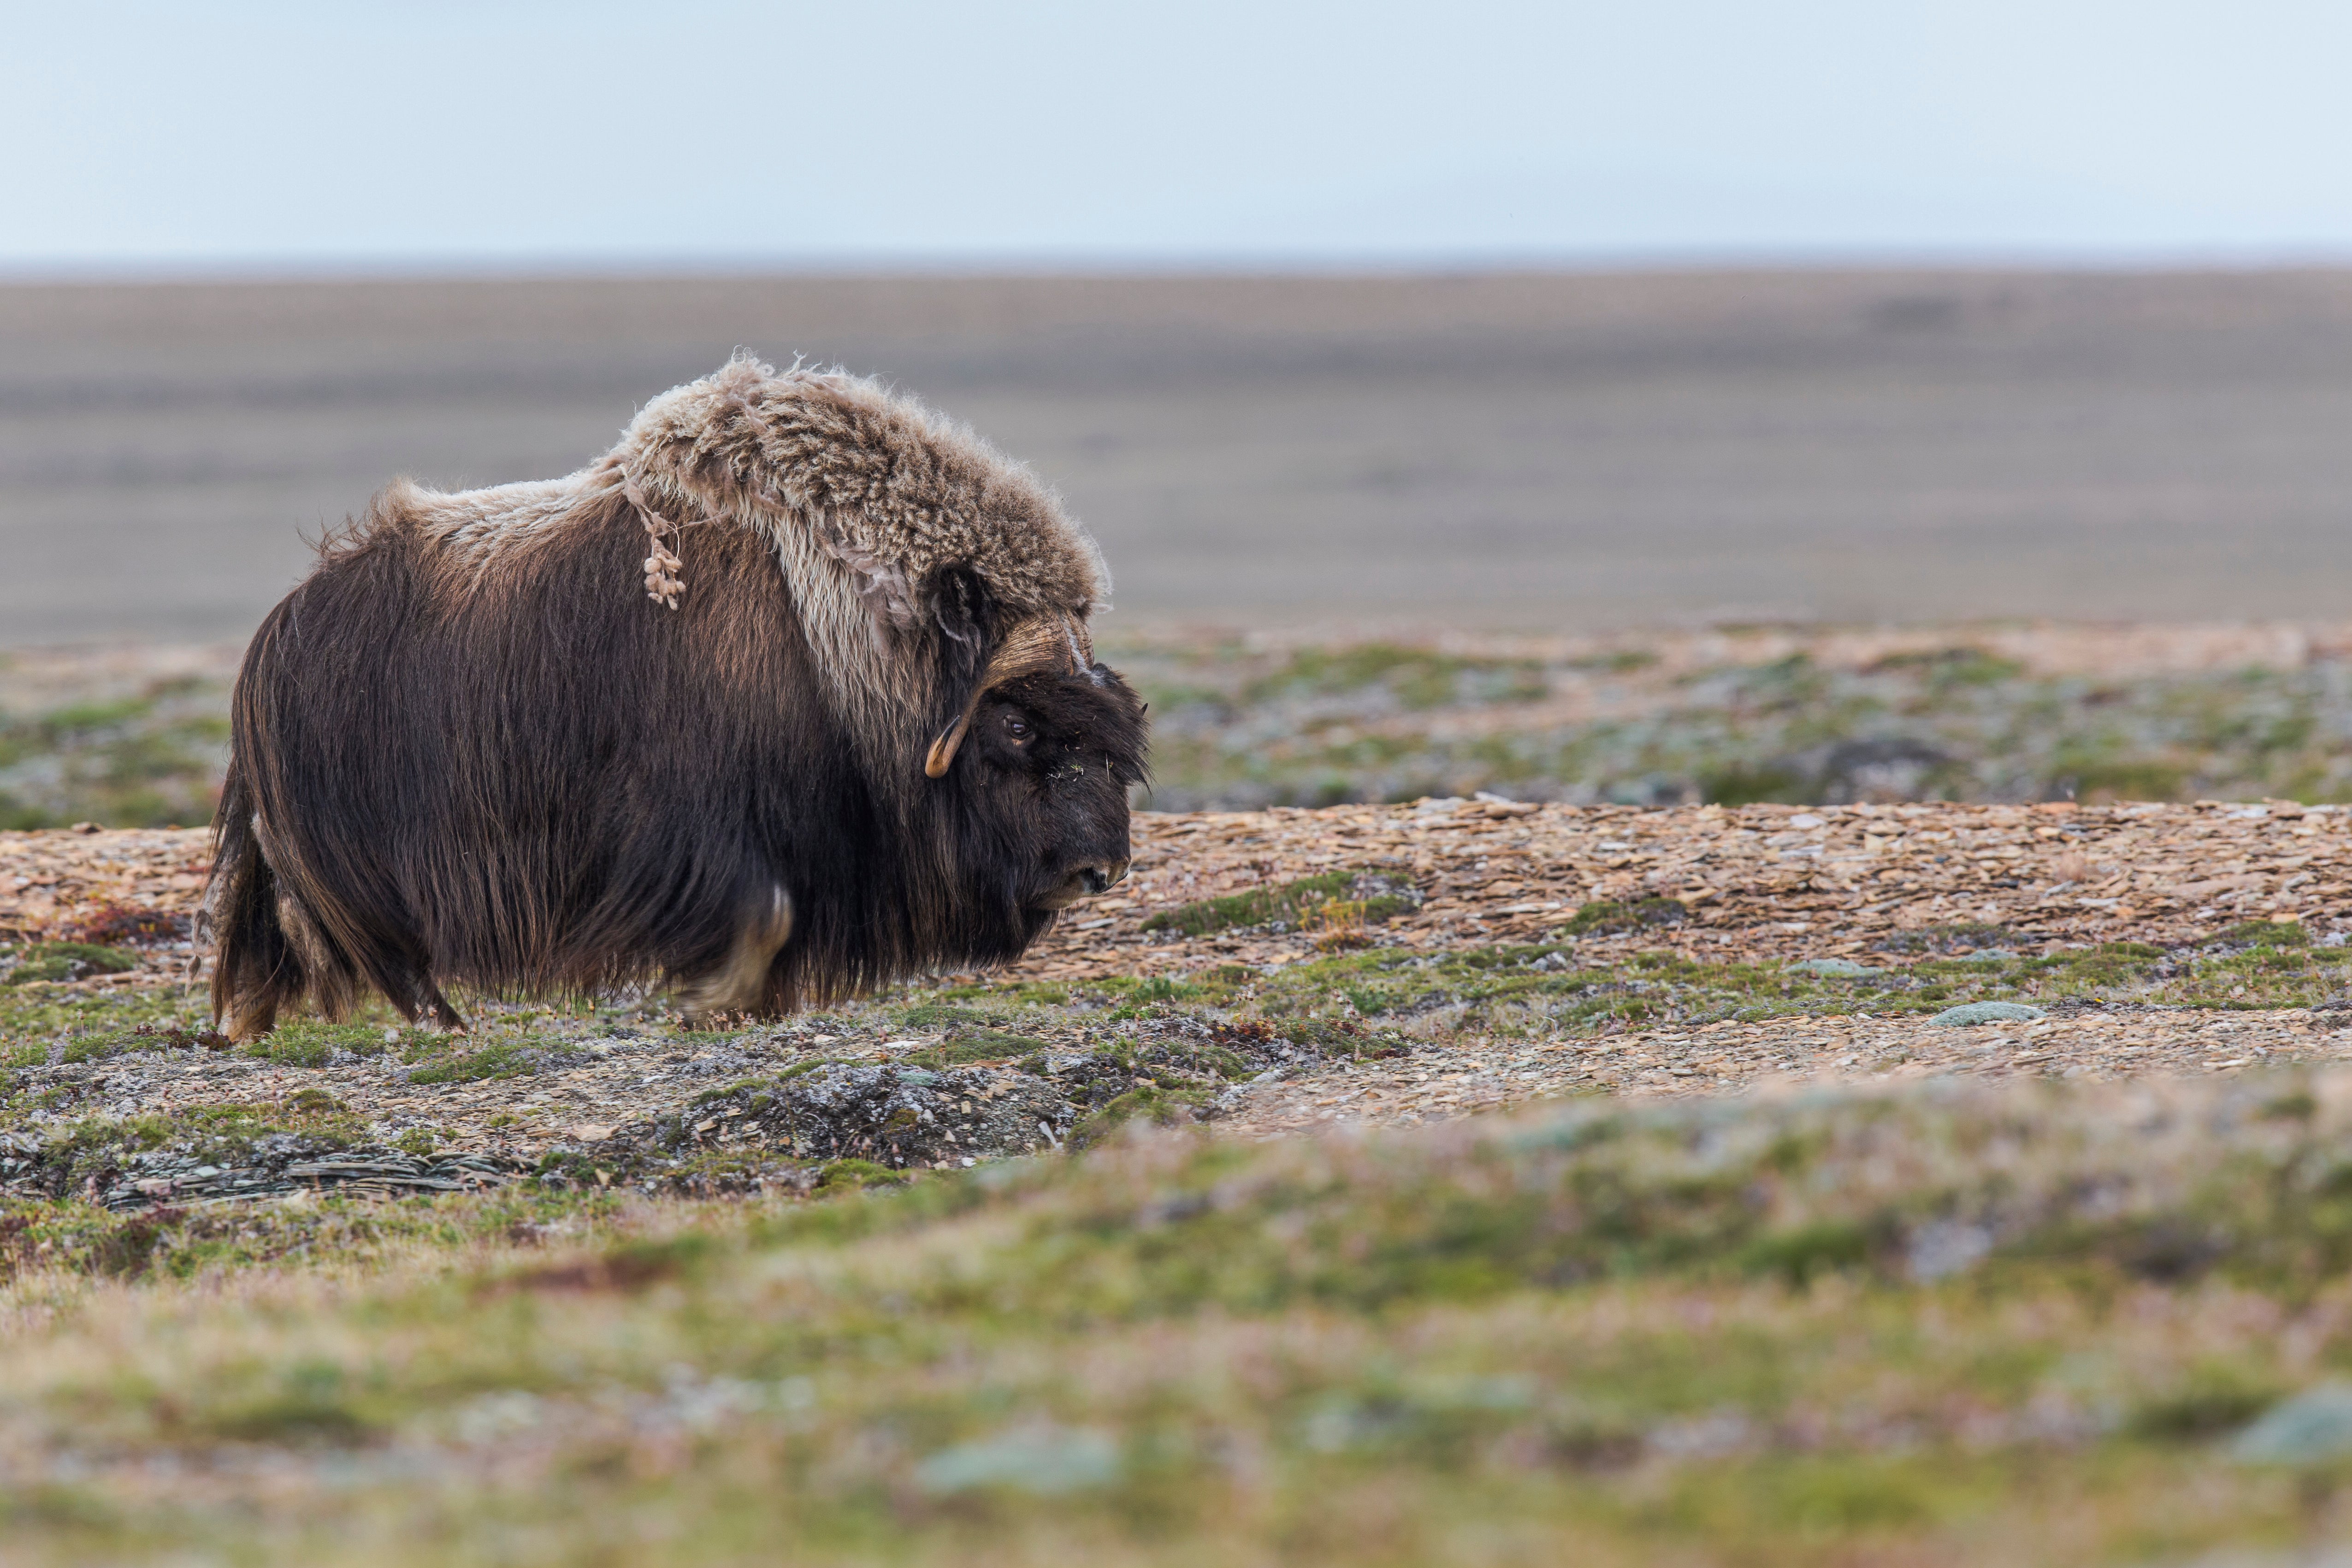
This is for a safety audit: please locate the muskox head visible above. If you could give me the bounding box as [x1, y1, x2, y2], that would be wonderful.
[922, 597, 1149, 943]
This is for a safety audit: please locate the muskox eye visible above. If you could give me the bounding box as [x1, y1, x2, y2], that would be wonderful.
[1003, 715, 1031, 741]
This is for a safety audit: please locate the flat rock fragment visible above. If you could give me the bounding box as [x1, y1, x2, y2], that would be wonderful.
[1932, 1001, 2049, 1025]
[2229, 1384, 2352, 1464]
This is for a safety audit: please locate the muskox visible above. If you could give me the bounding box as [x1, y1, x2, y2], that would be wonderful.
[202, 357, 1147, 1039]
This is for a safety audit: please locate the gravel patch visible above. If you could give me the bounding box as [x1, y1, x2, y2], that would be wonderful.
[9, 799, 2352, 1196]
[1210, 1004, 2352, 1138]
[9, 799, 2349, 971]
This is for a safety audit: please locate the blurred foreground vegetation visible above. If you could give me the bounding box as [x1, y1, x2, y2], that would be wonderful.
[11, 1071, 2352, 1563]
[11, 840, 2352, 1557]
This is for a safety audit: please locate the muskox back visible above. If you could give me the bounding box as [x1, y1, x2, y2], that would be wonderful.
[205, 359, 1144, 1039]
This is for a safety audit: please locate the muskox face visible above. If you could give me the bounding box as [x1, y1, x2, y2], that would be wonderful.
[954, 664, 1149, 924]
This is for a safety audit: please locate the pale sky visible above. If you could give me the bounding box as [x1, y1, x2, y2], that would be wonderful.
[9, 0, 2352, 270]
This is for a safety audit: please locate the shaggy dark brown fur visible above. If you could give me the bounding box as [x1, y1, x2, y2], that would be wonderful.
[203, 359, 1146, 1038]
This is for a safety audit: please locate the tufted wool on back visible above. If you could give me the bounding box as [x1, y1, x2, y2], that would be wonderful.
[391, 355, 1111, 760]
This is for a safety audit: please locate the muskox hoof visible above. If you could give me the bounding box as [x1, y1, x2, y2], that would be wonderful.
[416, 988, 470, 1035]
[222, 994, 283, 1043]
[674, 885, 794, 1023]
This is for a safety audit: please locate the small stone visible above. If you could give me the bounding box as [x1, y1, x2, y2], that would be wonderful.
[1789, 814, 1825, 828]
[1931, 1001, 2046, 1026]
[915, 1424, 1120, 1495]
[1788, 958, 1882, 978]
[2229, 1384, 2352, 1463]
[1907, 1220, 1993, 1281]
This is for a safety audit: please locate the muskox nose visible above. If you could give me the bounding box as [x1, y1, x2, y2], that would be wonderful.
[1080, 859, 1130, 896]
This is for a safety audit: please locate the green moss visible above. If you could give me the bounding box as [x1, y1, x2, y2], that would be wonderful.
[688, 1078, 774, 1108]
[26, 1103, 358, 1190]
[2126, 1366, 2289, 1441]
[401, 1037, 552, 1085]
[2207, 919, 2312, 949]
[1698, 764, 1810, 807]
[1245, 645, 1548, 712]
[1865, 647, 2023, 685]
[197, 1360, 379, 1446]
[1067, 1084, 1214, 1150]
[904, 1030, 1048, 1068]
[2058, 757, 2189, 803]
[240, 1020, 406, 1069]
[1737, 1218, 1891, 1288]
[3, 941, 140, 986]
[0, 680, 232, 828]
[816, 1158, 909, 1193]
[1142, 870, 1414, 939]
[0, 993, 237, 1070]
[894, 1002, 994, 1029]
[1102, 990, 1204, 1023]
[1241, 933, 2351, 1039]
[1560, 898, 1688, 936]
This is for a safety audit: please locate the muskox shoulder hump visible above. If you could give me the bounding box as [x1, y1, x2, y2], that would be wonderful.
[615, 356, 1109, 636]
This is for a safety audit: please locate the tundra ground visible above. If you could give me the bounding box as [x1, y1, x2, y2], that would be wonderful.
[9, 788, 2352, 1562]
[13, 618, 2352, 829]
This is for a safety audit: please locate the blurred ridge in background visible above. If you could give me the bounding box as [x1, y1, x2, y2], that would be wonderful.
[5, 267, 2351, 643]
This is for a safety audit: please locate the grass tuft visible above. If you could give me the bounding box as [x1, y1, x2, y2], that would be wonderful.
[1142, 870, 1418, 938]
[2, 942, 138, 986]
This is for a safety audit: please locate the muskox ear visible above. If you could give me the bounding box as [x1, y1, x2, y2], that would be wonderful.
[923, 568, 995, 779]
[931, 566, 994, 682]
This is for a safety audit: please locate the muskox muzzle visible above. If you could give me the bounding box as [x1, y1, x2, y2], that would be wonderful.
[1035, 857, 1132, 911]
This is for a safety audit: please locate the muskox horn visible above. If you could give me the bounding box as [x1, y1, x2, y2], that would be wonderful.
[924, 616, 1089, 778]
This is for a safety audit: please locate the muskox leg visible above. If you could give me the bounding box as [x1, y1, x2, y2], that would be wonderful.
[204, 796, 306, 1042]
[380, 962, 469, 1034]
[674, 884, 794, 1023]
